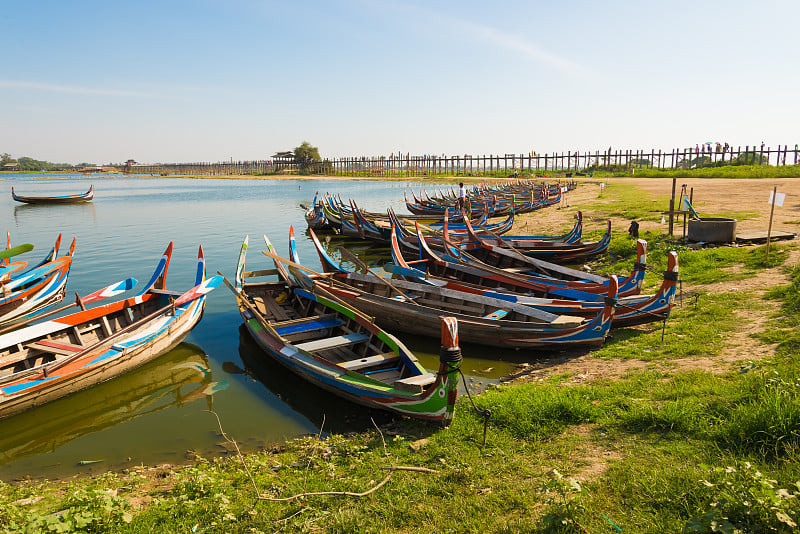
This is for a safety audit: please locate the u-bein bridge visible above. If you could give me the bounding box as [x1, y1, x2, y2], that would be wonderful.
[123, 144, 800, 177]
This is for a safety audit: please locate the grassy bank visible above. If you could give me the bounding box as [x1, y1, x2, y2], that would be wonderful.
[2, 189, 800, 533]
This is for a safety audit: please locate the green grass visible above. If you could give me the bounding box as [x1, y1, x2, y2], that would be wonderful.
[587, 182, 669, 222]
[594, 163, 800, 179]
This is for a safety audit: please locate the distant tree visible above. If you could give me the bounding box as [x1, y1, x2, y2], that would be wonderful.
[15, 157, 73, 171]
[734, 151, 767, 165]
[1, 153, 14, 165]
[294, 141, 321, 171]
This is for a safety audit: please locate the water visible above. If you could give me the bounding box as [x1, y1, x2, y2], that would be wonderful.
[0, 176, 527, 481]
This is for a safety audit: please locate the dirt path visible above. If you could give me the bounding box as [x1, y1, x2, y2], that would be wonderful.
[500, 177, 800, 385]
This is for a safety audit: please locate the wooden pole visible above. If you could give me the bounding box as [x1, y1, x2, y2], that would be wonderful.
[668, 177, 676, 236]
[766, 186, 777, 262]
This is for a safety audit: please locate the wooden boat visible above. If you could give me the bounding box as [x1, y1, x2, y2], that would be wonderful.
[310, 227, 677, 328]
[226, 236, 461, 425]
[393, 221, 644, 299]
[277, 236, 617, 350]
[442, 219, 645, 295]
[0, 244, 222, 421]
[404, 183, 563, 217]
[12, 185, 94, 204]
[0, 234, 77, 326]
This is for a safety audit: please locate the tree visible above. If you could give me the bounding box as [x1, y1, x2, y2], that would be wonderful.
[293, 141, 321, 171]
[1, 153, 14, 165]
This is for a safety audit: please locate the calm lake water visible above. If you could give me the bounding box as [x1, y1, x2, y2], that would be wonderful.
[0, 176, 531, 481]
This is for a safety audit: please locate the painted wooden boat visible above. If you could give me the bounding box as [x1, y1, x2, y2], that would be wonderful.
[276, 237, 617, 350]
[309, 227, 677, 328]
[12, 185, 94, 204]
[404, 183, 562, 217]
[443, 219, 645, 294]
[397, 221, 645, 299]
[0, 234, 77, 326]
[0, 244, 221, 421]
[226, 235, 461, 425]
[467, 210, 583, 244]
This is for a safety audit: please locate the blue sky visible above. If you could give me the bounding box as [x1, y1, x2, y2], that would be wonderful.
[2, 0, 798, 164]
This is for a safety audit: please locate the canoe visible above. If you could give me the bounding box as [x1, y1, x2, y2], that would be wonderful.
[404, 183, 562, 217]
[398, 221, 645, 299]
[0, 243, 221, 421]
[274, 237, 617, 350]
[225, 235, 461, 425]
[309, 226, 676, 328]
[0, 234, 76, 326]
[12, 185, 94, 204]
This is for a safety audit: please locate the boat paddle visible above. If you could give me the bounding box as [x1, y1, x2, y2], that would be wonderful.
[260, 249, 382, 311]
[43, 275, 222, 376]
[0, 243, 34, 262]
[336, 246, 421, 305]
[0, 278, 138, 336]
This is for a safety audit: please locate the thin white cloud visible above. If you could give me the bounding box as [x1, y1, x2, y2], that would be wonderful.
[357, 0, 587, 76]
[0, 80, 156, 98]
[457, 20, 586, 76]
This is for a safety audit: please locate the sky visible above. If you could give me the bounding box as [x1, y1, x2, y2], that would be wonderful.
[2, 0, 799, 164]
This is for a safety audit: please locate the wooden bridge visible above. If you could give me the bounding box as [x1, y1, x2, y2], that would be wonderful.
[120, 144, 800, 177]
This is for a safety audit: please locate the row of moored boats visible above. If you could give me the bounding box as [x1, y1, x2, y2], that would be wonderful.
[1, 179, 679, 428]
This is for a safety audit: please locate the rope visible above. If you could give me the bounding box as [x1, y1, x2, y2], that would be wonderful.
[439, 346, 492, 446]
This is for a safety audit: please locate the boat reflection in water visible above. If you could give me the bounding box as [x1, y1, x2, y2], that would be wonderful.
[236, 326, 394, 434]
[0, 343, 224, 467]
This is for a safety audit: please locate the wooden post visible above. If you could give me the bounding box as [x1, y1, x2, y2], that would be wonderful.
[766, 186, 777, 262]
[668, 177, 677, 236]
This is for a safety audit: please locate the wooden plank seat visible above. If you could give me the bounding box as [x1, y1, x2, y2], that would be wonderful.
[26, 339, 84, 356]
[393, 373, 436, 393]
[339, 352, 400, 372]
[272, 314, 345, 336]
[294, 332, 370, 353]
[252, 295, 291, 321]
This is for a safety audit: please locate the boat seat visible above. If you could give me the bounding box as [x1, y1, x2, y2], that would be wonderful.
[393, 373, 436, 394]
[252, 295, 291, 320]
[272, 314, 344, 336]
[26, 339, 84, 356]
[339, 352, 399, 372]
[295, 332, 370, 352]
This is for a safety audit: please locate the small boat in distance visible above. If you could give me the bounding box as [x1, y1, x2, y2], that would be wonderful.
[12, 185, 94, 204]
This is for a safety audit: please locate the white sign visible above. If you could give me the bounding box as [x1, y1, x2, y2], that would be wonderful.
[768, 190, 785, 207]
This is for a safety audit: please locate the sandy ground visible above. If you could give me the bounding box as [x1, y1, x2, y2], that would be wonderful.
[488, 176, 800, 385]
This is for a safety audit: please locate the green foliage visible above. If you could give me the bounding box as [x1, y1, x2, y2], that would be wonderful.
[4, 487, 132, 533]
[536, 469, 588, 533]
[589, 182, 670, 222]
[608, 162, 800, 179]
[478, 382, 598, 440]
[293, 141, 321, 171]
[5, 156, 74, 171]
[766, 264, 800, 317]
[684, 462, 800, 533]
